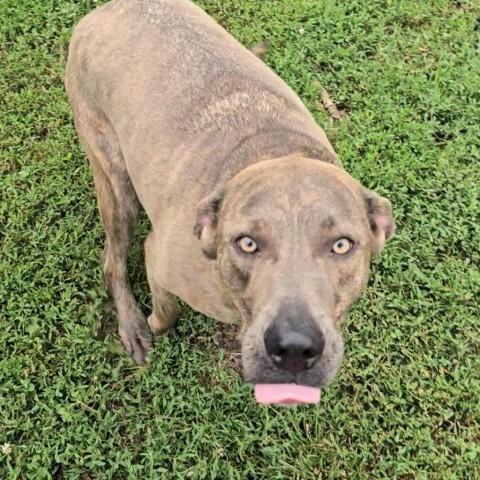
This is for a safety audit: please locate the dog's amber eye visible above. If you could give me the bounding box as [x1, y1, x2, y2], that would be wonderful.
[332, 238, 354, 255]
[237, 236, 258, 253]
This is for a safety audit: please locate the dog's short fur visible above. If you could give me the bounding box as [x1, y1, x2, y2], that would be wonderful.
[65, 0, 394, 388]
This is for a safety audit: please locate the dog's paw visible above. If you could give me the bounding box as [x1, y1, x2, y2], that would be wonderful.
[147, 312, 177, 336]
[119, 318, 153, 365]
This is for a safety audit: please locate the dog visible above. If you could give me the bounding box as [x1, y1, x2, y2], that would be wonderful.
[65, 0, 394, 398]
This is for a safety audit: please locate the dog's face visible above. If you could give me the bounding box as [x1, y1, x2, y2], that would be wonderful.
[195, 157, 394, 388]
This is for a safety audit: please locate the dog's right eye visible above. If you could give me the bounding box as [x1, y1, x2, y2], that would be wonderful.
[332, 238, 354, 255]
[237, 236, 258, 254]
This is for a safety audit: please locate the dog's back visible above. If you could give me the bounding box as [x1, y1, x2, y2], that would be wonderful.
[66, 0, 337, 210]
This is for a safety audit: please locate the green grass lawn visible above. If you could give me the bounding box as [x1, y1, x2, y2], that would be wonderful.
[1, 0, 480, 478]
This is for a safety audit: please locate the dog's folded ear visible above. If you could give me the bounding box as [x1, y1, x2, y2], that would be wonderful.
[193, 188, 225, 259]
[362, 188, 395, 256]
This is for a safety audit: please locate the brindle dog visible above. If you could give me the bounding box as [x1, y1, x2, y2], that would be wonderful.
[65, 0, 394, 390]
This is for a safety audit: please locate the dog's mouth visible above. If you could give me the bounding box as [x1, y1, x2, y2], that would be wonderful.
[254, 383, 321, 405]
[242, 313, 343, 405]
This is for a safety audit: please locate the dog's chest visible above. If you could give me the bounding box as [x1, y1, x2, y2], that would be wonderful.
[147, 232, 240, 324]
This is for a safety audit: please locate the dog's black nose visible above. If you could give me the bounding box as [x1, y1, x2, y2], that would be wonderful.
[264, 321, 325, 374]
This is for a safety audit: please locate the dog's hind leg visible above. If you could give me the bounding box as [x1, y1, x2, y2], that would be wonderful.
[74, 105, 152, 364]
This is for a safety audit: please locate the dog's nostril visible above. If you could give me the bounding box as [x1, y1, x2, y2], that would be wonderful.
[303, 348, 313, 359]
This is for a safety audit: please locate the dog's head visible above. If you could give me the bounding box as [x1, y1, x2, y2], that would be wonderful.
[194, 156, 394, 389]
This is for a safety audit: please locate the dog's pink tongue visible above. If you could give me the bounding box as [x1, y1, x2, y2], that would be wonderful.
[254, 384, 321, 405]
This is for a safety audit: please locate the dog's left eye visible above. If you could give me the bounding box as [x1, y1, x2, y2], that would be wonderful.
[237, 236, 258, 253]
[332, 238, 354, 255]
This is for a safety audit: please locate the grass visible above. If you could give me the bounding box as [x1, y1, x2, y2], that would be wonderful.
[1, 0, 479, 478]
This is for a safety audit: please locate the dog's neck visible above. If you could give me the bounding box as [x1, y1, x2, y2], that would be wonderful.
[208, 127, 340, 191]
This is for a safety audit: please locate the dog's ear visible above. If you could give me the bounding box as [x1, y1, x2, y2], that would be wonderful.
[193, 188, 225, 259]
[362, 188, 395, 256]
